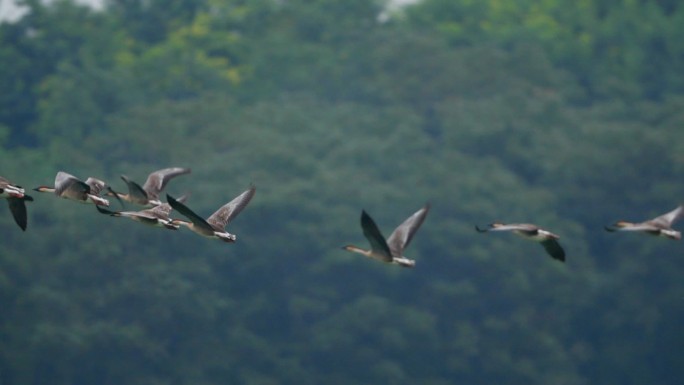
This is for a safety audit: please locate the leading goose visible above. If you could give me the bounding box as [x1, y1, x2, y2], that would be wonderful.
[475, 222, 566, 262]
[342, 204, 430, 268]
[34, 171, 110, 206]
[605, 205, 683, 240]
[167, 185, 255, 242]
[0, 176, 33, 231]
[109, 167, 191, 207]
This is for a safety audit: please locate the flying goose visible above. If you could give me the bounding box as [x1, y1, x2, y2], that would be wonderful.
[475, 222, 566, 262]
[0, 176, 33, 231]
[167, 185, 255, 242]
[109, 167, 191, 207]
[342, 204, 430, 268]
[605, 205, 683, 240]
[96, 195, 189, 230]
[34, 171, 110, 206]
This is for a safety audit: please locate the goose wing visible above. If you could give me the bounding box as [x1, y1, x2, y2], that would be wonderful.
[167, 194, 215, 235]
[386, 203, 430, 257]
[142, 167, 191, 199]
[85, 177, 107, 196]
[649, 205, 683, 228]
[55, 171, 89, 196]
[97, 206, 155, 220]
[121, 175, 149, 204]
[7, 197, 29, 231]
[96, 205, 120, 216]
[206, 186, 256, 230]
[146, 203, 174, 219]
[150, 193, 187, 218]
[360, 210, 393, 262]
[541, 238, 566, 262]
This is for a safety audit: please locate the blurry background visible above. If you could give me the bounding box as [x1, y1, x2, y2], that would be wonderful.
[1, 0, 683, 384]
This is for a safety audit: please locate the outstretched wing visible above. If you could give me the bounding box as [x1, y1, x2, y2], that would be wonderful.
[7, 197, 28, 231]
[85, 177, 107, 196]
[142, 167, 191, 199]
[147, 203, 174, 219]
[55, 171, 89, 196]
[386, 203, 430, 257]
[95, 205, 120, 216]
[121, 175, 149, 204]
[206, 186, 256, 230]
[541, 238, 566, 262]
[360, 210, 392, 262]
[167, 194, 215, 235]
[650, 205, 683, 228]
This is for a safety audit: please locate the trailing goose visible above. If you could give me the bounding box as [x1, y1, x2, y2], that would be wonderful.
[605, 205, 683, 240]
[34, 171, 110, 206]
[475, 222, 566, 262]
[109, 167, 191, 207]
[96, 195, 189, 230]
[0, 176, 33, 231]
[342, 204, 430, 268]
[167, 185, 255, 242]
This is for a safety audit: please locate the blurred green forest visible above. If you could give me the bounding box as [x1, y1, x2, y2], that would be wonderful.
[1, 0, 683, 384]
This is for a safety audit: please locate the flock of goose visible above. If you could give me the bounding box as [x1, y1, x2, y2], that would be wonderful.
[2, 167, 683, 266]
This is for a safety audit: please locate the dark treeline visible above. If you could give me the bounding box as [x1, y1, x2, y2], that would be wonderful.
[1, 0, 683, 384]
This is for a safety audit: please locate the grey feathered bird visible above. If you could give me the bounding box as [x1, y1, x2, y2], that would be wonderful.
[342, 204, 430, 268]
[167, 186, 256, 242]
[96, 195, 190, 230]
[475, 222, 566, 262]
[34, 171, 110, 206]
[109, 167, 191, 207]
[605, 205, 683, 240]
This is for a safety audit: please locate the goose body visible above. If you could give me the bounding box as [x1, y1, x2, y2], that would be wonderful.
[34, 171, 110, 206]
[476, 222, 566, 262]
[0, 176, 33, 231]
[110, 167, 191, 207]
[343, 204, 430, 268]
[167, 186, 255, 242]
[605, 205, 683, 240]
[95, 195, 189, 230]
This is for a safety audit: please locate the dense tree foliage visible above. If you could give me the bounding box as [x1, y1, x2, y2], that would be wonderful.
[1, 0, 683, 384]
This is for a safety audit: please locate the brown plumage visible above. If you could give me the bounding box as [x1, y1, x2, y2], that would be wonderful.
[342, 204, 430, 268]
[476, 222, 566, 262]
[109, 167, 191, 206]
[34, 171, 110, 206]
[167, 185, 256, 242]
[605, 205, 683, 240]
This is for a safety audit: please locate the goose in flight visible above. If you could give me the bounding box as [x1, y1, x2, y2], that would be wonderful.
[605, 205, 683, 240]
[96, 195, 189, 230]
[0, 176, 33, 231]
[167, 185, 255, 242]
[109, 167, 191, 207]
[34, 171, 110, 206]
[342, 204, 430, 268]
[475, 222, 566, 262]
